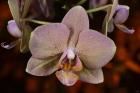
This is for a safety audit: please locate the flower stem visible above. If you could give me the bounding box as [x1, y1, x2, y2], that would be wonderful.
[76, 0, 87, 5]
[23, 18, 49, 25]
[87, 4, 112, 13]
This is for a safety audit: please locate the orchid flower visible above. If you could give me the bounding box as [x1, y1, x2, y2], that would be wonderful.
[26, 6, 116, 86]
[107, 5, 135, 34]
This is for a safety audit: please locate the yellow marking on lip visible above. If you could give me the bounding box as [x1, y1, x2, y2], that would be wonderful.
[63, 63, 72, 70]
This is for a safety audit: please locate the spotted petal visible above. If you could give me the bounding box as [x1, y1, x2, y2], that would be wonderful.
[76, 30, 116, 69]
[62, 6, 89, 47]
[26, 56, 60, 76]
[29, 23, 70, 59]
[79, 68, 104, 84]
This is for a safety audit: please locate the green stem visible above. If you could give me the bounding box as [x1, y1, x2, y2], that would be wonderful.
[76, 0, 87, 5]
[23, 18, 49, 25]
[87, 4, 112, 13]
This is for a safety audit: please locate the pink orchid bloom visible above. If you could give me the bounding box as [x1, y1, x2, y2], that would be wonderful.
[26, 6, 116, 86]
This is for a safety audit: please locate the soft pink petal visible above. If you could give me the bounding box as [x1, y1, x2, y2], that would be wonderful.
[115, 24, 135, 34]
[55, 70, 79, 86]
[7, 20, 22, 38]
[29, 23, 70, 59]
[79, 68, 104, 84]
[76, 30, 116, 69]
[72, 56, 83, 72]
[26, 56, 59, 76]
[114, 5, 129, 24]
[62, 6, 89, 47]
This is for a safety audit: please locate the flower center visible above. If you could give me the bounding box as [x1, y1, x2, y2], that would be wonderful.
[61, 48, 76, 71]
[63, 60, 73, 71]
[59, 48, 82, 72]
[67, 48, 75, 60]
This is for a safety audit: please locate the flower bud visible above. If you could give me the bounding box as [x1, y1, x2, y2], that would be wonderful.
[7, 20, 22, 38]
[114, 5, 129, 24]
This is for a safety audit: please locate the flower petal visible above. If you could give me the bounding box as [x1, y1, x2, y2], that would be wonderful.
[79, 68, 104, 84]
[72, 56, 83, 72]
[114, 5, 129, 24]
[55, 70, 79, 86]
[7, 20, 22, 38]
[115, 24, 135, 34]
[76, 30, 116, 69]
[26, 56, 59, 76]
[62, 6, 89, 47]
[29, 23, 70, 58]
[1, 40, 19, 49]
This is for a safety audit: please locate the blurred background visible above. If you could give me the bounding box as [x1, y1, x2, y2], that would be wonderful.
[0, 0, 140, 93]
